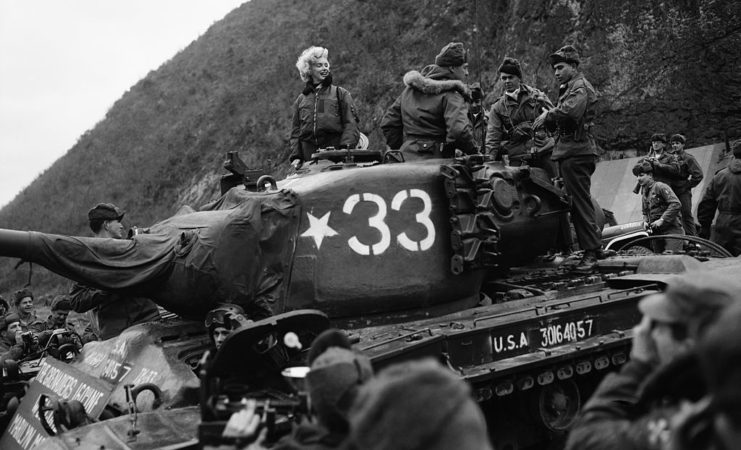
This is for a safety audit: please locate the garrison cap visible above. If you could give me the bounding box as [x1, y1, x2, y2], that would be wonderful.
[669, 134, 686, 144]
[50, 295, 72, 312]
[88, 203, 125, 222]
[651, 133, 667, 143]
[13, 288, 33, 306]
[632, 161, 654, 176]
[639, 271, 741, 338]
[435, 42, 467, 67]
[549, 45, 580, 66]
[1, 313, 21, 331]
[498, 57, 523, 79]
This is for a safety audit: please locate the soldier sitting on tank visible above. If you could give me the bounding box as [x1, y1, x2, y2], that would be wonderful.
[68, 203, 161, 341]
[380, 42, 478, 161]
[565, 271, 741, 450]
[0, 313, 41, 364]
[634, 161, 684, 253]
[205, 304, 253, 351]
[12, 288, 43, 332]
[30, 295, 82, 349]
[485, 56, 556, 178]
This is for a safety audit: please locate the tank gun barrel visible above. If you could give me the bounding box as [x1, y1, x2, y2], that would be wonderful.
[0, 228, 175, 292]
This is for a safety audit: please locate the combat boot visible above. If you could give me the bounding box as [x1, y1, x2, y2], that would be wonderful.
[574, 249, 598, 273]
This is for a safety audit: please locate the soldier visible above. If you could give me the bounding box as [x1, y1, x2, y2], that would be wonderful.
[0, 314, 24, 363]
[204, 304, 252, 350]
[69, 203, 161, 340]
[485, 56, 556, 177]
[30, 295, 80, 348]
[634, 133, 681, 186]
[533, 45, 601, 272]
[12, 288, 43, 331]
[634, 161, 684, 253]
[672, 302, 741, 450]
[221, 329, 375, 450]
[289, 46, 360, 168]
[0, 295, 8, 316]
[668, 134, 703, 236]
[565, 271, 741, 450]
[345, 358, 493, 450]
[381, 42, 477, 160]
[697, 138, 741, 255]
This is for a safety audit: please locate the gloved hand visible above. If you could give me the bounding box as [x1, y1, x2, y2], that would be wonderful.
[698, 226, 711, 240]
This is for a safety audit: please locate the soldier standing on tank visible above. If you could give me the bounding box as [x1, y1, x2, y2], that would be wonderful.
[288, 46, 360, 169]
[381, 42, 478, 160]
[533, 45, 601, 272]
[635, 162, 684, 253]
[697, 139, 741, 256]
[633, 133, 681, 188]
[68, 203, 161, 341]
[485, 56, 556, 178]
[565, 271, 741, 450]
[667, 134, 703, 236]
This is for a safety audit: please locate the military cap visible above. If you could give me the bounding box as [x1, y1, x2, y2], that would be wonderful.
[347, 359, 489, 450]
[669, 134, 686, 144]
[204, 304, 247, 329]
[498, 56, 523, 79]
[650, 133, 667, 143]
[632, 161, 654, 176]
[88, 203, 125, 222]
[639, 271, 741, 338]
[435, 42, 467, 67]
[1, 313, 21, 331]
[732, 138, 741, 157]
[549, 45, 580, 66]
[50, 295, 72, 312]
[13, 288, 33, 306]
[305, 329, 374, 432]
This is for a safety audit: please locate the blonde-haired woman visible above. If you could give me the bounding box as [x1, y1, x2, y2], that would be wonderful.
[289, 46, 359, 167]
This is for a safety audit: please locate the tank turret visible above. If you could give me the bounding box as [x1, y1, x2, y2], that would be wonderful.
[0, 155, 571, 323]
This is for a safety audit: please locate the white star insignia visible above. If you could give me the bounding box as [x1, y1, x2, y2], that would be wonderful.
[300, 212, 338, 249]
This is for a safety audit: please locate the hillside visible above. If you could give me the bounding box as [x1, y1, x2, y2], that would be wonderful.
[1, 0, 740, 295]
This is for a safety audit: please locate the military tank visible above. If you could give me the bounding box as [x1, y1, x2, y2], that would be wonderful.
[1, 150, 738, 449]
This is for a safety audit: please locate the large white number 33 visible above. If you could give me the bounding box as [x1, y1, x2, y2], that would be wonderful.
[343, 190, 435, 255]
[342, 193, 391, 255]
[391, 189, 435, 251]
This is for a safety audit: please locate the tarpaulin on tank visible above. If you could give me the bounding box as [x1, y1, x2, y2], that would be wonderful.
[21, 189, 300, 319]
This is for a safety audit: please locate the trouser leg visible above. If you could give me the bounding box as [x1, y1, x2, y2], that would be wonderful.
[559, 156, 602, 251]
[677, 190, 696, 236]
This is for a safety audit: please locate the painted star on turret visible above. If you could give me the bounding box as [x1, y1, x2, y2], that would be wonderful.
[300, 212, 338, 249]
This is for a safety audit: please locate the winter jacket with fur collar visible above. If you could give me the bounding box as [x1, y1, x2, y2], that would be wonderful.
[381, 65, 476, 155]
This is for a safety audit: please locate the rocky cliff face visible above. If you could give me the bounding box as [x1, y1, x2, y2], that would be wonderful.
[1, 0, 739, 292]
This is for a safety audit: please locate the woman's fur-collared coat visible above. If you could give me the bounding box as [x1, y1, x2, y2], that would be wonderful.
[381, 65, 476, 155]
